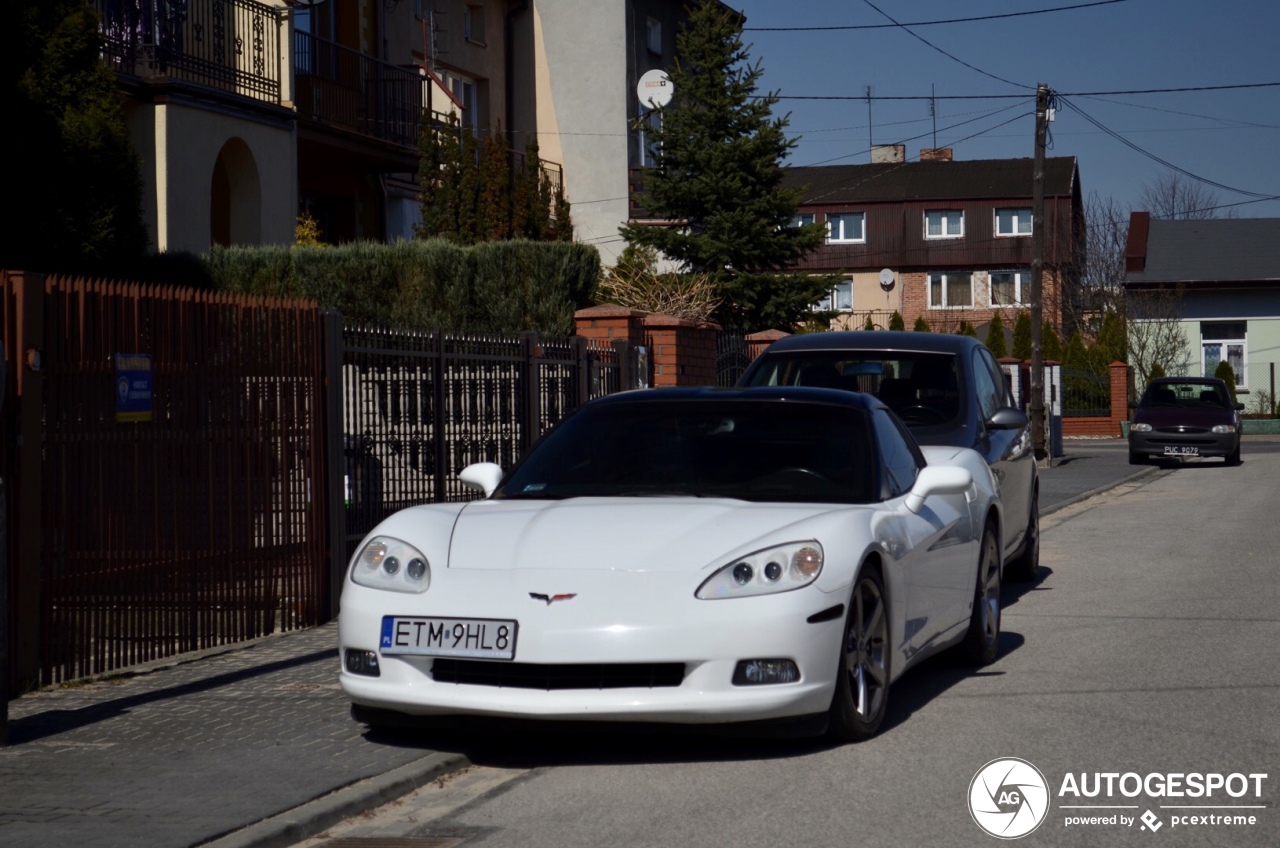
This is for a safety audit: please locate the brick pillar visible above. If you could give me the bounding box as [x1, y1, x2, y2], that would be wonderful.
[746, 329, 789, 360]
[644, 314, 721, 387]
[1110, 361, 1132, 436]
[574, 305, 649, 348]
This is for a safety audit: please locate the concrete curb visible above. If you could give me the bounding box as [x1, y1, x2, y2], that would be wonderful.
[200, 751, 472, 848]
[1041, 463, 1161, 517]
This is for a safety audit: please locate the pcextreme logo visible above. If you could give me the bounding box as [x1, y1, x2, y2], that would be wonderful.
[969, 758, 1051, 839]
[969, 759, 1270, 839]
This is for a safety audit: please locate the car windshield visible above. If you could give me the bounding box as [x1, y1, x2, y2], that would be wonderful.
[497, 399, 876, 504]
[741, 351, 962, 429]
[1140, 382, 1229, 408]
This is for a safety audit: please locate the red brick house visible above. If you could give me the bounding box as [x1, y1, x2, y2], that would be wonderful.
[781, 148, 1084, 335]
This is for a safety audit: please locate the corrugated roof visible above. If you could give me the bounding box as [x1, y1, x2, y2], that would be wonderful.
[783, 157, 1078, 204]
[1129, 218, 1280, 283]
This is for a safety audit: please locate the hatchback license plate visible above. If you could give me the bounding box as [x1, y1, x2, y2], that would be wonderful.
[380, 616, 518, 660]
[1163, 446, 1199, 456]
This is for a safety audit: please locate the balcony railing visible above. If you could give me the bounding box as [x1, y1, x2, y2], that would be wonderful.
[94, 0, 283, 103]
[294, 31, 425, 148]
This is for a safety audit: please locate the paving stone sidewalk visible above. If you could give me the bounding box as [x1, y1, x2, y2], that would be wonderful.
[0, 623, 456, 848]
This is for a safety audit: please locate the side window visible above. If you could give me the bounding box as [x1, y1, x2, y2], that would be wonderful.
[971, 350, 1001, 422]
[982, 349, 1014, 407]
[873, 409, 921, 497]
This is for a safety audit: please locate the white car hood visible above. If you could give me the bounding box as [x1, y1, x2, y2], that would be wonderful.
[447, 498, 839, 573]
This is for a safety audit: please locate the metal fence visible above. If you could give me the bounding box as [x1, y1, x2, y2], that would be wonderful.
[1061, 368, 1110, 417]
[1238, 362, 1278, 417]
[2, 272, 328, 686]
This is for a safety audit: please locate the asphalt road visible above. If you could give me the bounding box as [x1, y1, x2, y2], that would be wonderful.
[295, 443, 1280, 848]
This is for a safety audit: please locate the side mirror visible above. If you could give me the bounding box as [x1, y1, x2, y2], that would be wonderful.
[459, 462, 504, 497]
[1234, 402, 1245, 411]
[988, 407, 1028, 431]
[905, 465, 973, 514]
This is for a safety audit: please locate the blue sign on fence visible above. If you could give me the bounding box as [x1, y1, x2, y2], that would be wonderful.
[115, 353, 153, 422]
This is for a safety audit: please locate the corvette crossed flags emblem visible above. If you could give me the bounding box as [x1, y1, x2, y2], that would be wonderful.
[529, 592, 577, 605]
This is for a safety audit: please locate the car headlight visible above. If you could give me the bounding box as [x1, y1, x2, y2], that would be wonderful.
[1130, 423, 1152, 433]
[1211, 424, 1237, 434]
[696, 542, 823, 600]
[350, 536, 431, 594]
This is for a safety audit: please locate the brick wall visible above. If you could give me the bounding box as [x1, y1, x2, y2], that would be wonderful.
[575, 306, 722, 388]
[1060, 361, 1132, 437]
[901, 268, 1067, 333]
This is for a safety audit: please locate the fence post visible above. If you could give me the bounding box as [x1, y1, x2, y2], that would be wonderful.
[321, 312, 346, 621]
[572, 336, 590, 407]
[432, 329, 448, 502]
[612, 339, 632, 391]
[519, 332, 541, 450]
[13, 273, 44, 689]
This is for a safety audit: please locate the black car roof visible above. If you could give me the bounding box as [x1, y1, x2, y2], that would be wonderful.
[587, 385, 884, 412]
[758, 331, 985, 356]
[1148, 377, 1226, 386]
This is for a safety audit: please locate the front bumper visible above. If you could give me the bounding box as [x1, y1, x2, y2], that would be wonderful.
[1128, 428, 1238, 458]
[338, 569, 847, 725]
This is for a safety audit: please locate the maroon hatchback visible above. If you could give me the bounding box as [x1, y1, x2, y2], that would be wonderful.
[1127, 377, 1243, 466]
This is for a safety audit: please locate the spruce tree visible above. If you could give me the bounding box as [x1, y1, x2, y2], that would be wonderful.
[1042, 320, 1063, 362]
[1011, 311, 1032, 360]
[617, 0, 828, 332]
[863, 314, 876, 331]
[889, 311, 905, 331]
[3, 0, 148, 273]
[478, 129, 511, 242]
[985, 314, 1008, 358]
[913, 316, 932, 332]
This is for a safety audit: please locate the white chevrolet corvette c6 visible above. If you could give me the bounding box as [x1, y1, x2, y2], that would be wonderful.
[339, 386, 1004, 742]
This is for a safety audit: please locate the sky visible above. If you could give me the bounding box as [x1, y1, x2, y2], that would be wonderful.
[727, 0, 1280, 218]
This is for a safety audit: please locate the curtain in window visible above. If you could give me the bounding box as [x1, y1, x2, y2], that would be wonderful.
[950, 273, 973, 306]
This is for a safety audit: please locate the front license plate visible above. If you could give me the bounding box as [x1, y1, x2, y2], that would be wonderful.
[1163, 446, 1199, 456]
[380, 616, 518, 660]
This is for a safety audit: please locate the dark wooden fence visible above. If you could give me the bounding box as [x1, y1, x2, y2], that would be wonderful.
[2, 273, 637, 693]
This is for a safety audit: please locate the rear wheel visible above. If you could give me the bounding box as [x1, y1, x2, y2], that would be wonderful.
[827, 566, 890, 743]
[961, 526, 1001, 666]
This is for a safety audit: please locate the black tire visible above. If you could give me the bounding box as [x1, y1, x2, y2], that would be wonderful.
[1129, 451, 1144, 465]
[1005, 492, 1039, 583]
[827, 565, 890, 743]
[961, 526, 1001, 666]
[1226, 443, 1241, 466]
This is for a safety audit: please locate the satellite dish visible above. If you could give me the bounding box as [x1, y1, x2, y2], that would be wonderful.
[637, 69, 673, 109]
[879, 268, 895, 292]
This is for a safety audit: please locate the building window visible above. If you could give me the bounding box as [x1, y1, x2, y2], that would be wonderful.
[464, 5, 486, 44]
[792, 213, 815, 228]
[1201, 322, 1246, 387]
[637, 104, 662, 167]
[995, 207, 1033, 236]
[989, 270, 1027, 306]
[647, 18, 663, 54]
[928, 272, 973, 308]
[826, 212, 865, 243]
[440, 71, 479, 131]
[925, 210, 963, 239]
[815, 278, 854, 312]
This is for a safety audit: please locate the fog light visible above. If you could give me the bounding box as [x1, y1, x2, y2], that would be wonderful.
[732, 563, 753, 585]
[344, 649, 381, 677]
[764, 561, 783, 581]
[383, 556, 400, 575]
[733, 659, 800, 686]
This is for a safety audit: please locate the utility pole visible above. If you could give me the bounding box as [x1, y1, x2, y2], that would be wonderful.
[1029, 82, 1050, 461]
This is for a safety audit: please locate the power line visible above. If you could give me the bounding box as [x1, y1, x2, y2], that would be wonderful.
[858, 0, 1031, 91]
[771, 82, 1280, 102]
[745, 0, 1130, 32]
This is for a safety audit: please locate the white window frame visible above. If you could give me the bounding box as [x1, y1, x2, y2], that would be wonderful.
[637, 104, 662, 167]
[826, 212, 866, 243]
[646, 17, 663, 54]
[928, 271, 973, 309]
[1200, 322, 1247, 388]
[995, 207, 1033, 237]
[988, 269, 1028, 306]
[925, 209, 964, 239]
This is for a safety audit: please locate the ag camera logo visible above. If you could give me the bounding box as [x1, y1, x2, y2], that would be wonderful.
[969, 758, 1051, 839]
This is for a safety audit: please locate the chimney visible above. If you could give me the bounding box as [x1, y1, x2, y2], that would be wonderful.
[1125, 211, 1151, 274]
[871, 144, 906, 164]
[920, 148, 953, 162]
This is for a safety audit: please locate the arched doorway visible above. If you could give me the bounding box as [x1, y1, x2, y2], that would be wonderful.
[210, 138, 262, 247]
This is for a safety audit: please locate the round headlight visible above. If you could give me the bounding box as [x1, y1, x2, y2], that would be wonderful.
[406, 558, 427, 580]
[732, 563, 753, 585]
[382, 556, 400, 575]
[764, 561, 783, 581]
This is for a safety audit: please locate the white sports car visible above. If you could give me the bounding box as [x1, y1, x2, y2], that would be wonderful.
[339, 386, 1004, 742]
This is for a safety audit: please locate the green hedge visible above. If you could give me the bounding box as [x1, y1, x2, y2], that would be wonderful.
[203, 239, 600, 336]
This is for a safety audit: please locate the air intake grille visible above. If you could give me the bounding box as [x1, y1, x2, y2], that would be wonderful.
[430, 660, 686, 690]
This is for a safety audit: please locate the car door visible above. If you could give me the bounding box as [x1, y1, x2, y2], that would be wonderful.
[972, 348, 1033, 558]
[874, 410, 973, 656]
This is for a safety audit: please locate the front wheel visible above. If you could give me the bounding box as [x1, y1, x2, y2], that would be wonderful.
[827, 566, 890, 743]
[1005, 493, 1039, 583]
[960, 526, 1001, 666]
[1226, 443, 1241, 466]
[1129, 451, 1146, 466]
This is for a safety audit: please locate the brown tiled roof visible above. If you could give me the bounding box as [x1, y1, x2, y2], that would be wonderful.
[783, 157, 1078, 204]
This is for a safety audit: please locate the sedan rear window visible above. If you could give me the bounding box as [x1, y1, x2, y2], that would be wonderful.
[1139, 382, 1229, 408]
[741, 352, 963, 429]
[498, 400, 876, 504]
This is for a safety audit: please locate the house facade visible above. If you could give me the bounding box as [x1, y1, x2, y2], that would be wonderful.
[781, 148, 1084, 334]
[1124, 213, 1280, 415]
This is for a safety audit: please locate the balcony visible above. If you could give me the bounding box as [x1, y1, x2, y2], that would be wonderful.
[94, 0, 283, 103]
